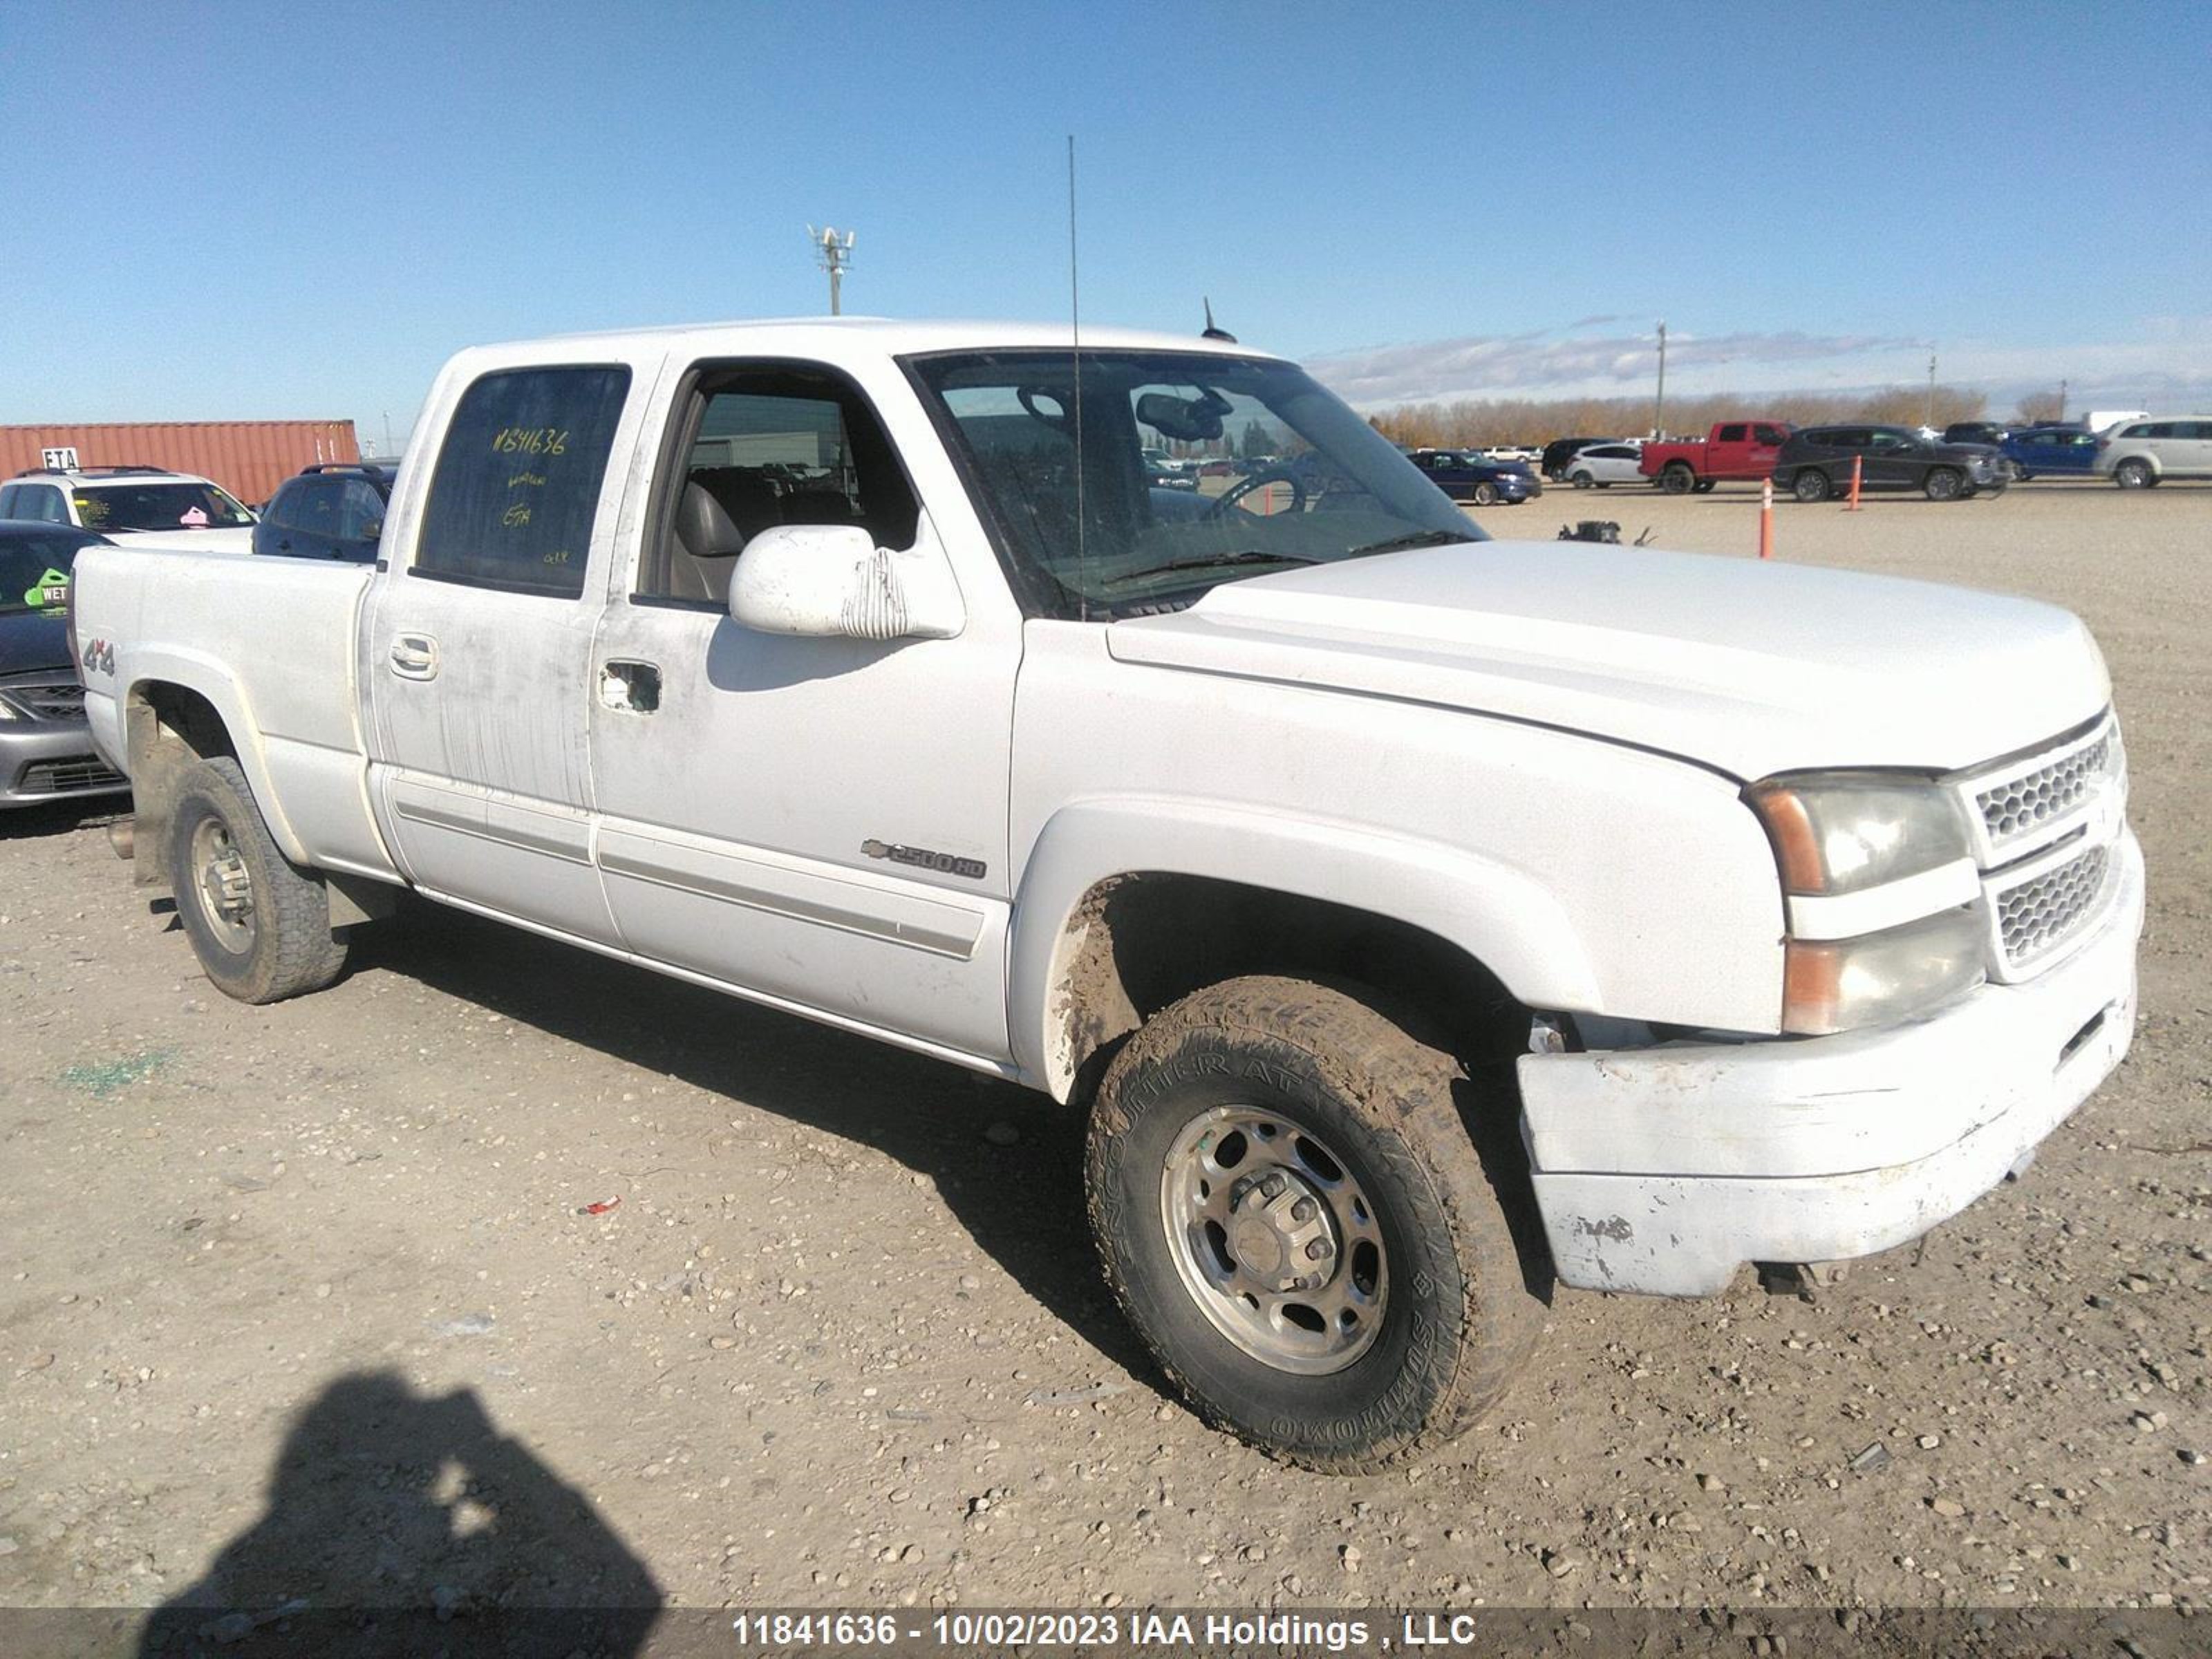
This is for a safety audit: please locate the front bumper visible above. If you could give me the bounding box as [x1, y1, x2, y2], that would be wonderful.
[0, 722, 130, 807]
[1518, 828, 2144, 1295]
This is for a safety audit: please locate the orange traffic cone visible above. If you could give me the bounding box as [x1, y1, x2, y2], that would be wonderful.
[1844, 454, 1864, 511]
[1759, 478, 1774, 559]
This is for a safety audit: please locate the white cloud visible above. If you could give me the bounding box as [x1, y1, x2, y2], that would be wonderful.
[1304, 319, 2212, 413]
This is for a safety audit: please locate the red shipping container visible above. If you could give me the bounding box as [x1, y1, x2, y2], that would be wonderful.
[0, 420, 361, 509]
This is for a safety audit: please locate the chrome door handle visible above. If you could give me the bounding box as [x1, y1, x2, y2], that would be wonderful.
[389, 634, 439, 679]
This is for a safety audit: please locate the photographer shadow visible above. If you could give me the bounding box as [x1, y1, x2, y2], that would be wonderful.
[138, 1370, 661, 1656]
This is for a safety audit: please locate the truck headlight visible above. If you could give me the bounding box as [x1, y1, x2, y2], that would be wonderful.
[1781, 906, 1986, 1035]
[1745, 774, 1973, 896]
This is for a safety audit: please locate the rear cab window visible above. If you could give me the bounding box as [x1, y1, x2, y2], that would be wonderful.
[414, 366, 632, 597]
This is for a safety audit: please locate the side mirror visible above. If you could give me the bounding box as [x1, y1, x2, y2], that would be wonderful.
[727, 523, 964, 642]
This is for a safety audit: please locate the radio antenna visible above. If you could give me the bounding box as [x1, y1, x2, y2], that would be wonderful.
[1068, 133, 1087, 621]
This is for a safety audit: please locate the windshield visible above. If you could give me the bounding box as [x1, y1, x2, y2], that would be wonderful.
[906, 350, 1483, 616]
[72, 481, 255, 533]
[0, 531, 93, 614]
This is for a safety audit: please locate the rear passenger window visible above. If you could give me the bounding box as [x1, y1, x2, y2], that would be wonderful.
[415, 366, 631, 597]
[1716, 424, 1747, 442]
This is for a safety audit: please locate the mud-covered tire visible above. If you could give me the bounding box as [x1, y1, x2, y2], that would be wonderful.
[1085, 975, 1545, 1472]
[168, 757, 350, 1004]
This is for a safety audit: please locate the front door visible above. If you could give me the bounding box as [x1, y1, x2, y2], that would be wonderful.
[366, 359, 649, 940]
[583, 358, 1018, 1062]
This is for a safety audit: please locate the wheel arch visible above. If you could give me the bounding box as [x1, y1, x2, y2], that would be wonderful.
[123, 657, 306, 885]
[1009, 799, 1600, 1103]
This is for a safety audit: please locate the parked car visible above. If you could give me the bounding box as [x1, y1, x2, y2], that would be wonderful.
[2097, 416, 2212, 488]
[0, 466, 258, 552]
[2003, 424, 2102, 480]
[0, 522, 128, 806]
[252, 464, 397, 561]
[1944, 422, 2010, 447]
[1144, 457, 1199, 491]
[1408, 448, 1539, 505]
[1773, 425, 2010, 502]
[1638, 421, 1793, 493]
[1541, 437, 1620, 482]
[1563, 443, 1649, 488]
[71, 317, 2141, 1472]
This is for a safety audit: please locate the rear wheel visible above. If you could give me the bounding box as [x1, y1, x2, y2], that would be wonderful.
[1924, 467, 1964, 502]
[1086, 976, 1545, 1472]
[1791, 469, 1831, 503]
[168, 757, 350, 1004]
[2114, 458, 2153, 489]
[1660, 462, 1696, 495]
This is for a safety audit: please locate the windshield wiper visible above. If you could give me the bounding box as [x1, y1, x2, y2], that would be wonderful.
[1099, 551, 1320, 589]
[1344, 529, 1473, 557]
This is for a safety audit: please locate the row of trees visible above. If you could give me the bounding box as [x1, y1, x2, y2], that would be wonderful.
[1364, 384, 2027, 449]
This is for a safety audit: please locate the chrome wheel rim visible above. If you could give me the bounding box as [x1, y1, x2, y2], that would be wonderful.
[191, 818, 256, 955]
[1159, 1105, 1387, 1374]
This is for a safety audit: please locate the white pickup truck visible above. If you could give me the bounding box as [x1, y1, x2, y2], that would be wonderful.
[69, 319, 2143, 1470]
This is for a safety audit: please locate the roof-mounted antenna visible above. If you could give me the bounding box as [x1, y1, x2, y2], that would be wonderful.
[1201, 298, 1236, 343]
[1069, 135, 1087, 622]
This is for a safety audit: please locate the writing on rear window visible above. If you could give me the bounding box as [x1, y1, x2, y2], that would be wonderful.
[416, 367, 630, 597]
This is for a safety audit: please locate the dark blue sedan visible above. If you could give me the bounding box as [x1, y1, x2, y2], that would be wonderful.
[1406, 448, 1540, 506]
[2003, 425, 2103, 480]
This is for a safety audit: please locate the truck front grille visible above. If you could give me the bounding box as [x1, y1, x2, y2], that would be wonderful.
[1994, 843, 2111, 973]
[1973, 727, 2116, 849]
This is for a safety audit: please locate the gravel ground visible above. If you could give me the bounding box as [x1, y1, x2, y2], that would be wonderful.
[1, 480, 2205, 1625]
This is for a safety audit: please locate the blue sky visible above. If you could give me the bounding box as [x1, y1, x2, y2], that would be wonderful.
[6, 1, 2207, 443]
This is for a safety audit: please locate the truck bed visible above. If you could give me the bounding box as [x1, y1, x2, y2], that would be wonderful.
[73, 543, 397, 881]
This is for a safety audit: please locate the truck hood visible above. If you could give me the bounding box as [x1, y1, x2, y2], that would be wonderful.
[1105, 541, 2109, 780]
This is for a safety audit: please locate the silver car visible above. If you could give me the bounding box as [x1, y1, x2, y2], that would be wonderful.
[2099, 416, 2212, 487]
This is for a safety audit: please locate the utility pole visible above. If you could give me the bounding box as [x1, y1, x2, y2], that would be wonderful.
[807, 225, 856, 315]
[1653, 321, 1668, 438]
[1925, 350, 1937, 428]
[2058, 378, 2068, 423]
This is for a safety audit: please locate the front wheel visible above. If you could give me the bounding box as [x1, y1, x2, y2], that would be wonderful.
[1472, 482, 1499, 506]
[2113, 458, 2153, 489]
[1569, 471, 1593, 489]
[1924, 467, 1964, 502]
[168, 756, 350, 1004]
[1791, 469, 1831, 503]
[1086, 976, 1545, 1472]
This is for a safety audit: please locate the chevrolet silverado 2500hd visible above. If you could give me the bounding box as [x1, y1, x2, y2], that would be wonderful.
[69, 320, 2143, 1471]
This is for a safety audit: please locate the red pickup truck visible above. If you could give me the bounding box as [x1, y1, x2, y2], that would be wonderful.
[1639, 421, 1794, 493]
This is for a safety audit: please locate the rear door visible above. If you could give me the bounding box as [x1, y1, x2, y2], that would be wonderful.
[365, 357, 654, 939]
[1712, 423, 1748, 478]
[2178, 420, 2212, 476]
